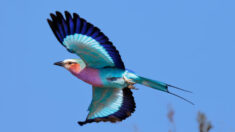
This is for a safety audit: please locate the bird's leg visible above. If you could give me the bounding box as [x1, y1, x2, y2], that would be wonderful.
[128, 85, 139, 90]
[123, 76, 138, 90]
[123, 76, 135, 84]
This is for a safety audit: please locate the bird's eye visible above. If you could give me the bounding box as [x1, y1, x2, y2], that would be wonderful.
[68, 62, 73, 65]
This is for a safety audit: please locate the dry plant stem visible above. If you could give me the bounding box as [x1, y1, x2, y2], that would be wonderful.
[197, 112, 213, 132]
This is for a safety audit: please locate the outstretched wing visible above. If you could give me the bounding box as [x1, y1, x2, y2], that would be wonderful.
[78, 87, 136, 126]
[47, 11, 125, 69]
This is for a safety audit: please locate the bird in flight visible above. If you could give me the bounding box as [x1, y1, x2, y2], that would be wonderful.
[47, 11, 193, 126]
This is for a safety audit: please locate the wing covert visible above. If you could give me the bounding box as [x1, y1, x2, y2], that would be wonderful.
[47, 11, 125, 69]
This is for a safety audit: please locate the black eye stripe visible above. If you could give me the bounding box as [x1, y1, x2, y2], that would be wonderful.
[67, 62, 75, 65]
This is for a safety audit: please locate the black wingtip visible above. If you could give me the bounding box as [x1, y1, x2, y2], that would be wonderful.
[77, 119, 94, 126]
[55, 11, 64, 19]
[47, 18, 52, 23]
[55, 11, 62, 15]
[65, 10, 70, 16]
[78, 121, 85, 126]
[50, 13, 56, 19]
[73, 12, 79, 18]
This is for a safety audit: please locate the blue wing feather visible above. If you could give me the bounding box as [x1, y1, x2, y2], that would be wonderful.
[56, 12, 69, 36]
[49, 14, 64, 43]
[78, 87, 135, 126]
[47, 11, 125, 69]
[86, 23, 94, 36]
[80, 18, 88, 34]
[73, 13, 81, 33]
[91, 27, 100, 38]
[48, 19, 63, 43]
[65, 11, 74, 35]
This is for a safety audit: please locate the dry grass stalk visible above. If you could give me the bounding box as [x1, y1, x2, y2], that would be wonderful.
[167, 105, 176, 132]
[197, 112, 213, 132]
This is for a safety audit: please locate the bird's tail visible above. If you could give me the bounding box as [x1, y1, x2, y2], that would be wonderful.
[131, 75, 194, 105]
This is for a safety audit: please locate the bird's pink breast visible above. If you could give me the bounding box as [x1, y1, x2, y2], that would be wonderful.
[74, 67, 103, 87]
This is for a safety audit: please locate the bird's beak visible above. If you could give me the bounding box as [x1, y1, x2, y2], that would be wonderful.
[54, 61, 64, 67]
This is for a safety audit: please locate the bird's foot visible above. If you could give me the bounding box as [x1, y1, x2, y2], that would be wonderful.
[123, 76, 137, 90]
[128, 85, 138, 90]
[123, 76, 135, 85]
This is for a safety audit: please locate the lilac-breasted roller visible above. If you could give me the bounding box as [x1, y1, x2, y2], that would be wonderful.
[47, 11, 193, 126]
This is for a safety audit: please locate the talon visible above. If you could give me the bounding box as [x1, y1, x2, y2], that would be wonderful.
[123, 76, 135, 85]
[128, 85, 134, 89]
[128, 85, 138, 90]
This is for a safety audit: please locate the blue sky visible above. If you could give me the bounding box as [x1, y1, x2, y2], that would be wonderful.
[1, 0, 235, 132]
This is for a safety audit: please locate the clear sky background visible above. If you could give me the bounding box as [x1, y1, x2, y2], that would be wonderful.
[1, 0, 235, 132]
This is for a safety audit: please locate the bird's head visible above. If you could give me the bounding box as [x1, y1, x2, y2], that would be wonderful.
[54, 59, 86, 74]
